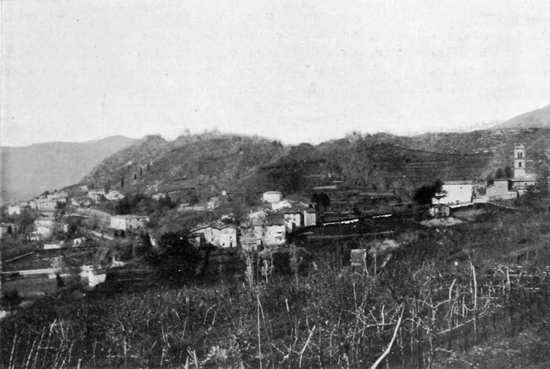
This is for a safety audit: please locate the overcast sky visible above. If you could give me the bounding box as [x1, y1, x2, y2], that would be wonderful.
[2, 0, 550, 146]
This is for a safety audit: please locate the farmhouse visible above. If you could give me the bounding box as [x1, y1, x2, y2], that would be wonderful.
[109, 215, 149, 231]
[191, 222, 238, 248]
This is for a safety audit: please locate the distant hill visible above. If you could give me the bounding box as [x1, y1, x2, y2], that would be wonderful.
[0, 136, 136, 203]
[82, 131, 539, 204]
[239, 136, 495, 201]
[495, 105, 550, 130]
[76, 128, 550, 206]
[81, 133, 287, 202]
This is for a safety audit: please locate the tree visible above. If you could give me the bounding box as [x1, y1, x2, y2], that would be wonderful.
[495, 168, 505, 179]
[148, 231, 202, 282]
[15, 209, 35, 234]
[413, 179, 443, 205]
[311, 192, 330, 210]
[504, 166, 513, 178]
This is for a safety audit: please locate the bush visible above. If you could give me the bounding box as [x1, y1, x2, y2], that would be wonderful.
[147, 231, 202, 282]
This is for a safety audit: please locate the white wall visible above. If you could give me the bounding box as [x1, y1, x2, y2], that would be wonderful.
[283, 213, 302, 232]
[263, 225, 286, 246]
[303, 211, 317, 227]
[433, 184, 473, 205]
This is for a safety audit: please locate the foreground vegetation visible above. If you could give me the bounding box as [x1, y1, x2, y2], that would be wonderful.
[3, 203, 550, 369]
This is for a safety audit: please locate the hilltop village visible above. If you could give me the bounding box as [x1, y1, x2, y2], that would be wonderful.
[2, 138, 550, 368]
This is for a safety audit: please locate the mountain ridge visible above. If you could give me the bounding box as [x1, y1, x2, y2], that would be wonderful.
[494, 104, 550, 130]
[0, 135, 137, 203]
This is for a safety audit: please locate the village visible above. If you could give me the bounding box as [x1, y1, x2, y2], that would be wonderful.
[3, 139, 550, 369]
[3, 137, 550, 368]
[0, 143, 544, 307]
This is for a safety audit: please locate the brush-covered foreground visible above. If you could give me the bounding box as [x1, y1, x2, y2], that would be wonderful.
[3, 204, 550, 369]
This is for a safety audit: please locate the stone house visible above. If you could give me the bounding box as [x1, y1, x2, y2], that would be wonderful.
[191, 223, 238, 248]
[109, 215, 149, 232]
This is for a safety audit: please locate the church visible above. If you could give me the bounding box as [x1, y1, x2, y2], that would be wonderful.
[508, 144, 537, 193]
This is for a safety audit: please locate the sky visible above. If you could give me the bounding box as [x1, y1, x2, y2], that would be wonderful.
[2, 0, 550, 147]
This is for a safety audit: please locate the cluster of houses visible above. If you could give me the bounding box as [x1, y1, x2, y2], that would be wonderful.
[430, 144, 539, 217]
[191, 191, 317, 250]
[3, 191, 70, 214]
[70, 187, 125, 207]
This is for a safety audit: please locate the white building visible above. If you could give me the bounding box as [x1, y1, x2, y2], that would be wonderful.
[262, 191, 283, 204]
[428, 204, 451, 218]
[36, 198, 58, 211]
[192, 223, 238, 248]
[72, 237, 86, 247]
[486, 179, 517, 200]
[88, 190, 106, 202]
[303, 209, 317, 227]
[109, 215, 149, 231]
[7, 205, 22, 216]
[44, 241, 65, 250]
[34, 218, 56, 239]
[283, 212, 303, 233]
[263, 224, 286, 246]
[105, 190, 125, 201]
[47, 191, 68, 203]
[432, 181, 474, 206]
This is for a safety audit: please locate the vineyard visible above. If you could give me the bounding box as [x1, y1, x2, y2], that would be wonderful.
[3, 206, 550, 368]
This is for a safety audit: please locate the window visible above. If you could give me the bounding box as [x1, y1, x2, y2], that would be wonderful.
[518, 162, 522, 167]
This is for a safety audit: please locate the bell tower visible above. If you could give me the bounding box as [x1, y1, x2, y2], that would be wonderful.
[514, 144, 526, 178]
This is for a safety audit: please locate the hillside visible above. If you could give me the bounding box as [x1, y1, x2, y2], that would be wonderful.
[240, 137, 494, 201]
[382, 128, 550, 176]
[0, 136, 136, 203]
[495, 104, 550, 129]
[79, 127, 550, 206]
[82, 133, 287, 201]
